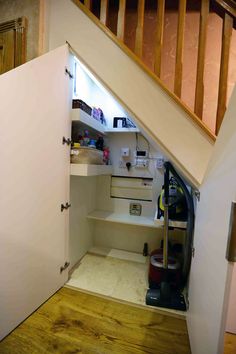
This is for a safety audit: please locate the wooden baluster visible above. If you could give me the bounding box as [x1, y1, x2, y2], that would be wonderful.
[84, 0, 91, 10]
[135, 0, 145, 58]
[100, 0, 109, 26]
[174, 0, 186, 98]
[154, 0, 165, 77]
[117, 0, 126, 41]
[216, 13, 233, 135]
[194, 0, 209, 119]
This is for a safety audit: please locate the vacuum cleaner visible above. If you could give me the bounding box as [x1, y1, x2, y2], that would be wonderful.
[146, 161, 194, 311]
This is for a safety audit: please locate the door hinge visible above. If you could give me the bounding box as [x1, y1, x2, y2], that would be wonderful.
[61, 202, 71, 212]
[62, 137, 72, 146]
[65, 67, 74, 79]
[194, 190, 200, 202]
[60, 261, 70, 273]
[192, 247, 195, 258]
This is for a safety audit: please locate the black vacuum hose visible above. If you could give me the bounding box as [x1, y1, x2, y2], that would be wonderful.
[164, 161, 195, 288]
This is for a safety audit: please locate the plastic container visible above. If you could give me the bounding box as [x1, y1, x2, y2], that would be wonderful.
[148, 248, 181, 289]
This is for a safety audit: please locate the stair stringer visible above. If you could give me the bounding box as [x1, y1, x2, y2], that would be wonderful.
[47, 0, 215, 187]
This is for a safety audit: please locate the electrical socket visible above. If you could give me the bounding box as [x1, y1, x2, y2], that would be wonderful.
[135, 159, 149, 168]
[156, 157, 164, 169]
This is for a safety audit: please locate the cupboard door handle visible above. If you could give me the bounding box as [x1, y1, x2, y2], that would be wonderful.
[61, 203, 71, 212]
[62, 137, 72, 146]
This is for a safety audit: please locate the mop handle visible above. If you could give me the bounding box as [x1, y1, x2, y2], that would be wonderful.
[163, 164, 169, 269]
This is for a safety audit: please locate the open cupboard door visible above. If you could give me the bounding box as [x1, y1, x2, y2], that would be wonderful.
[186, 86, 236, 354]
[0, 45, 71, 340]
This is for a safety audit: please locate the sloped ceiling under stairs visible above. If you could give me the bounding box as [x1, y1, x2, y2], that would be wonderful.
[47, 0, 215, 187]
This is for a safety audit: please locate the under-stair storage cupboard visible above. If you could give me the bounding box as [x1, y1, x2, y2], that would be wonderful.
[0, 44, 188, 340]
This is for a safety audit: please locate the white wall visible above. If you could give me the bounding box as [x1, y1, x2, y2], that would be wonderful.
[71, 59, 177, 253]
[74, 60, 129, 129]
[69, 176, 97, 268]
[47, 0, 214, 187]
[71, 50, 189, 261]
[187, 86, 236, 354]
[93, 132, 185, 253]
[93, 219, 184, 254]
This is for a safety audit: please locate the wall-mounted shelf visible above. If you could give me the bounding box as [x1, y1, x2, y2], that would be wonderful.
[87, 210, 187, 229]
[71, 108, 106, 135]
[106, 127, 140, 133]
[71, 108, 139, 134]
[70, 164, 113, 176]
[87, 210, 158, 228]
[154, 211, 187, 229]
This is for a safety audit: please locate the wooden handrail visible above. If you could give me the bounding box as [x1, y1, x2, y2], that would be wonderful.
[211, 0, 236, 31]
[213, 0, 236, 19]
[84, 0, 91, 10]
[72, 0, 235, 137]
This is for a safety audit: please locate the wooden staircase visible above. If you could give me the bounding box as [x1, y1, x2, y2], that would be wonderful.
[74, 0, 236, 137]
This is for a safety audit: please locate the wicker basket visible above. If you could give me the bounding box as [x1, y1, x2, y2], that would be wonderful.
[71, 147, 104, 165]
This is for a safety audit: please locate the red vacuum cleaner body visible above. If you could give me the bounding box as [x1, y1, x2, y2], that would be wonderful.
[148, 248, 181, 289]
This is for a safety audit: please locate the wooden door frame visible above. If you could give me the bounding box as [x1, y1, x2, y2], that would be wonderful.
[0, 17, 27, 68]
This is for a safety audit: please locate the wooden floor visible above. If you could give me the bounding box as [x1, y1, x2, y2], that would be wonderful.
[0, 287, 191, 354]
[224, 333, 236, 354]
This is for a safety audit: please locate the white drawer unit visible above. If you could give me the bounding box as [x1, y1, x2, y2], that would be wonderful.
[110, 176, 153, 201]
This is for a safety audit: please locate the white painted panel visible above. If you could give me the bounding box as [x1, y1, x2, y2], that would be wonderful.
[70, 164, 113, 176]
[226, 264, 236, 333]
[69, 176, 97, 268]
[95, 132, 163, 220]
[0, 45, 71, 339]
[111, 176, 153, 201]
[47, 0, 214, 187]
[93, 220, 185, 254]
[187, 87, 236, 354]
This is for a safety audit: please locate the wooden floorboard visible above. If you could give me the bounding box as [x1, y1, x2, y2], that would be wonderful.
[0, 287, 191, 354]
[224, 332, 236, 354]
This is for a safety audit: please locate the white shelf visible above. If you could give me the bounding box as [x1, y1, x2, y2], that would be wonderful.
[106, 127, 140, 133]
[71, 108, 139, 134]
[70, 164, 113, 176]
[71, 108, 106, 135]
[87, 210, 187, 229]
[154, 211, 187, 229]
[87, 210, 158, 228]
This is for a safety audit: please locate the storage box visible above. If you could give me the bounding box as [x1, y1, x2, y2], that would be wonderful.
[111, 176, 153, 201]
[71, 147, 104, 165]
[113, 117, 136, 128]
[72, 99, 92, 115]
[113, 117, 127, 128]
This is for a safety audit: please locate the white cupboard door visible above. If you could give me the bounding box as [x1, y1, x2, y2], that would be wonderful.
[0, 45, 71, 340]
[186, 87, 236, 354]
